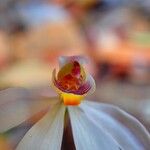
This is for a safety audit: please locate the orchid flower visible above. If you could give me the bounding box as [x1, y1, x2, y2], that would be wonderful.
[0, 56, 150, 150]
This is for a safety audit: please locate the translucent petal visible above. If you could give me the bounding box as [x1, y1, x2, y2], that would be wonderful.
[0, 88, 58, 133]
[81, 101, 150, 149]
[73, 74, 95, 95]
[51, 69, 62, 94]
[16, 103, 65, 150]
[68, 106, 120, 150]
[59, 56, 88, 67]
[85, 74, 95, 95]
[0, 88, 28, 105]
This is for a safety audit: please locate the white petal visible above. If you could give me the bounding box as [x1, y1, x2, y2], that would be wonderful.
[16, 102, 66, 150]
[0, 88, 58, 133]
[0, 88, 27, 105]
[59, 56, 88, 67]
[86, 74, 96, 95]
[81, 101, 150, 150]
[68, 106, 119, 150]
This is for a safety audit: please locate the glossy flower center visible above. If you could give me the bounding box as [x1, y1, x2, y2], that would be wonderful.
[57, 61, 84, 92]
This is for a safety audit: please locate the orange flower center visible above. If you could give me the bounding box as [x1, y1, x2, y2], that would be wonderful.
[57, 61, 84, 92]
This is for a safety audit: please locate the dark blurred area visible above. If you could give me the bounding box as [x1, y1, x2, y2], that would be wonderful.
[0, 0, 150, 149]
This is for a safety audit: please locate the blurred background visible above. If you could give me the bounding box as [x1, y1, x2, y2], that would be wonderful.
[0, 0, 150, 149]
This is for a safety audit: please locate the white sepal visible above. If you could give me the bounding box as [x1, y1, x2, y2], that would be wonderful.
[0, 88, 58, 133]
[68, 106, 120, 150]
[81, 100, 150, 150]
[16, 102, 66, 150]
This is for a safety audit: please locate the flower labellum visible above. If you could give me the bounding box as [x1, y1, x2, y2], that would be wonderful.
[0, 56, 150, 150]
[52, 56, 95, 105]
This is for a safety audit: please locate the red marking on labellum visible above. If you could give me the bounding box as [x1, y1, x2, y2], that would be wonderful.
[74, 81, 91, 95]
[71, 61, 81, 77]
[53, 61, 91, 95]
